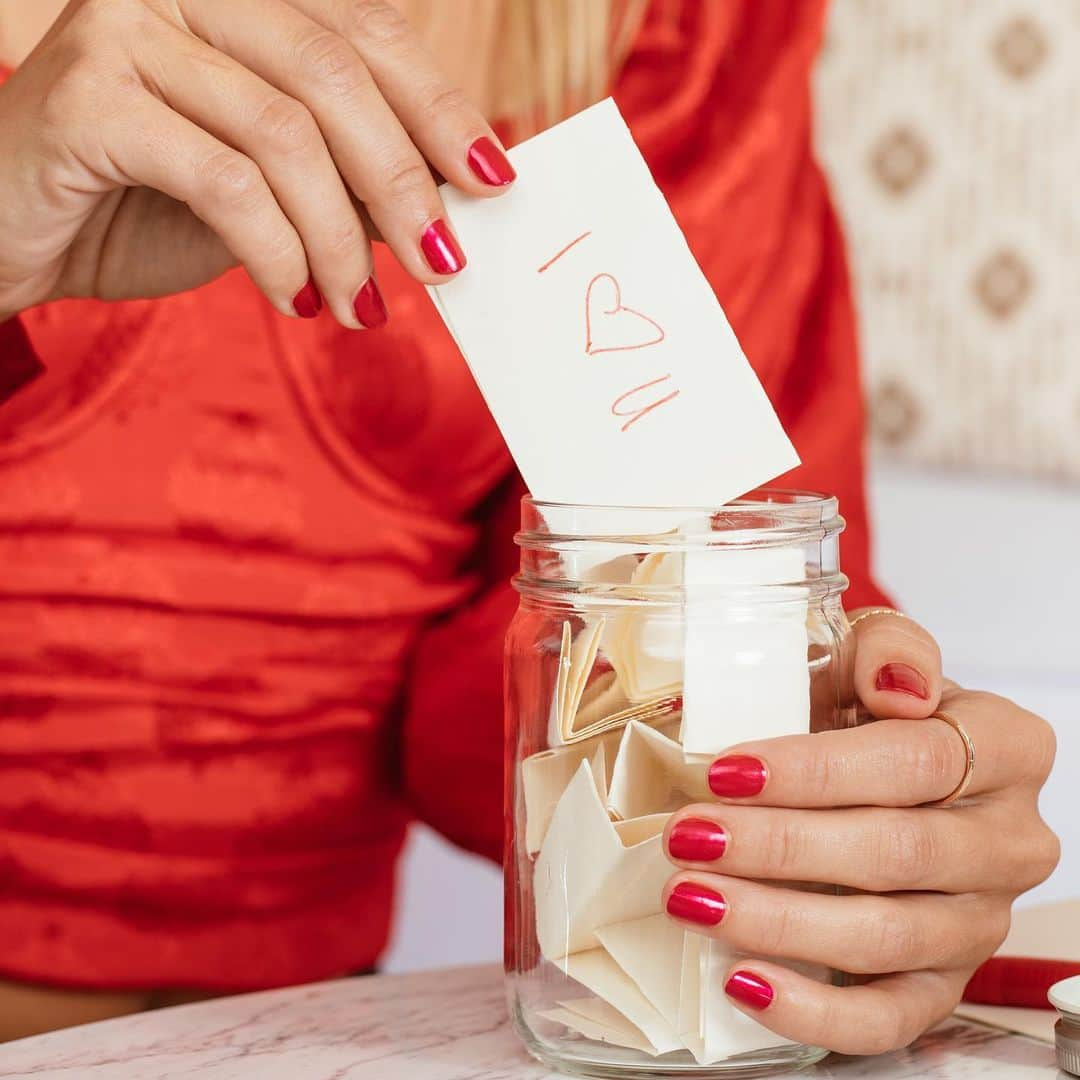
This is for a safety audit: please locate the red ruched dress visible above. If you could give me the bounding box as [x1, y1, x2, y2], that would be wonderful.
[0, 0, 888, 990]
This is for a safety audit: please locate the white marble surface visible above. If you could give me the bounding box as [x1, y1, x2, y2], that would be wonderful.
[0, 965, 1061, 1079]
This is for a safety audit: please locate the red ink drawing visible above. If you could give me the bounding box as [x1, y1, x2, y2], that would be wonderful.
[585, 273, 666, 355]
[611, 375, 681, 432]
[537, 231, 592, 273]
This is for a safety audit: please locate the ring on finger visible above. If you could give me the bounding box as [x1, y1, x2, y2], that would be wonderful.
[927, 710, 977, 807]
[848, 607, 909, 628]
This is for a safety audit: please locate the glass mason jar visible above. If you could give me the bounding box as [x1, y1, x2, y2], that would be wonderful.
[505, 491, 856, 1078]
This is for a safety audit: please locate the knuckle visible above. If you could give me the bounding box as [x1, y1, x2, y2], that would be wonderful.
[418, 82, 470, 119]
[1025, 713, 1058, 784]
[756, 896, 805, 957]
[864, 901, 921, 972]
[981, 904, 1012, 957]
[761, 819, 804, 878]
[252, 95, 319, 158]
[899, 726, 957, 802]
[799, 747, 836, 803]
[344, 0, 412, 49]
[296, 30, 370, 95]
[39, 57, 100, 128]
[379, 156, 432, 200]
[200, 151, 264, 210]
[1028, 822, 1061, 888]
[870, 816, 936, 890]
[325, 216, 368, 259]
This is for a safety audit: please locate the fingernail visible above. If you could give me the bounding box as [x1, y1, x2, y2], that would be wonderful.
[467, 136, 516, 186]
[725, 970, 774, 1011]
[668, 819, 728, 862]
[708, 755, 767, 798]
[292, 279, 322, 319]
[666, 882, 726, 926]
[421, 219, 466, 275]
[875, 662, 929, 700]
[353, 277, 388, 329]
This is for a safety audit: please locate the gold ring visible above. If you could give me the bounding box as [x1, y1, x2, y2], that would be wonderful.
[848, 607, 909, 628]
[928, 711, 976, 807]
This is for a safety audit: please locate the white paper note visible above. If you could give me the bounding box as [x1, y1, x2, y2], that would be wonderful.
[429, 99, 798, 508]
[681, 546, 810, 755]
[558, 949, 683, 1055]
[522, 736, 614, 854]
[606, 721, 711, 821]
[541, 1000, 657, 1055]
[595, 914, 685, 1030]
[534, 760, 670, 959]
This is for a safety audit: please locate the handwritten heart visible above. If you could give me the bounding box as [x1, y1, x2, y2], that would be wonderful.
[584, 273, 666, 356]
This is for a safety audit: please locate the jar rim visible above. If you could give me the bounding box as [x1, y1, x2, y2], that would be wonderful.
[523, 487, 835, 516]
[518, 488, 843, 551]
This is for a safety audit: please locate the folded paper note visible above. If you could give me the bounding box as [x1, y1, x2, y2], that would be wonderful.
[540, 1000, 656, 1056]
[607, 553, 684, 703]
[522, 735, 614, 855]
[558, 948, 683, 1055]
[534, 760, 670, 959]
[428, 98, 798, 508]
[606, 720, 711, 821]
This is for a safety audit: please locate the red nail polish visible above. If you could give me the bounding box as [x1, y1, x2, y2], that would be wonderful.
[875, 662, 929, 700]
[666, 882, 726, 926]
[708, 755, 767, 798]
[467, 136, 516, 186]
[353, 277, 388, 329]
[292, 279, 322, 319]
[668, 819, 728, 862]
[421, 220, 466, 275]
[725, 970, 774, 1011]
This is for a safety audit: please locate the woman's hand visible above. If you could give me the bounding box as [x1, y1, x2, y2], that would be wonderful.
[661, 611, 1060, 1055]
[0, 0, 514, 327]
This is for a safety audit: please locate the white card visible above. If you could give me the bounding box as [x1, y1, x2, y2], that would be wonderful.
[429, 98, 798, 508]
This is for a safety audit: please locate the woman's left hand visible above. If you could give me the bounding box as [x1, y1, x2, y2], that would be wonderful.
[661, 611, 1060, 1055]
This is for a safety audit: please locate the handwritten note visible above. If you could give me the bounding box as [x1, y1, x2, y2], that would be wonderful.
[429, 98, 798, 508]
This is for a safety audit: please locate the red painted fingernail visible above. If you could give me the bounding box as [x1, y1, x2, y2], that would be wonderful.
[708, 755, 767, 798]
[353, 277, 388, 329]
[292, 279, 322, 319]
[421, 219, 466, 275]
[666, 882, 726, 926]
[668, 819, 728, 862]
[725, 970, 774, 1011]
[875, 662, 929, 700]
[467, 136, 516, 186]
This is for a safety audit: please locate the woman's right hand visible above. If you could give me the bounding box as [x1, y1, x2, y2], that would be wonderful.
[0, 0, 515, 328]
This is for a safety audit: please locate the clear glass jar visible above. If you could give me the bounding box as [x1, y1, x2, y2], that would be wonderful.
[505, 491, 856, 1078]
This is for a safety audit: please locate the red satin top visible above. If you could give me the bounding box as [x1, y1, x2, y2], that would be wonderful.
[0, 0, 888, 991]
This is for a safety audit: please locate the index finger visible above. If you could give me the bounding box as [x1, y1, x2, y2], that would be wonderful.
[300, 0, 516, 195]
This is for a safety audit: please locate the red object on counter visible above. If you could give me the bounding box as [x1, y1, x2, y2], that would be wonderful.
[963, 957, 1080, 1009]
[0, 1, 892, 993]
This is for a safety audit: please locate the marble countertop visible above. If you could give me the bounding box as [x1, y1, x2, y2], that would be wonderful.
[0, 964, 1061, 1079]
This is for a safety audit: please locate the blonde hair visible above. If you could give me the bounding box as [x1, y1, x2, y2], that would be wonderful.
[407, 0, 649, 137]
